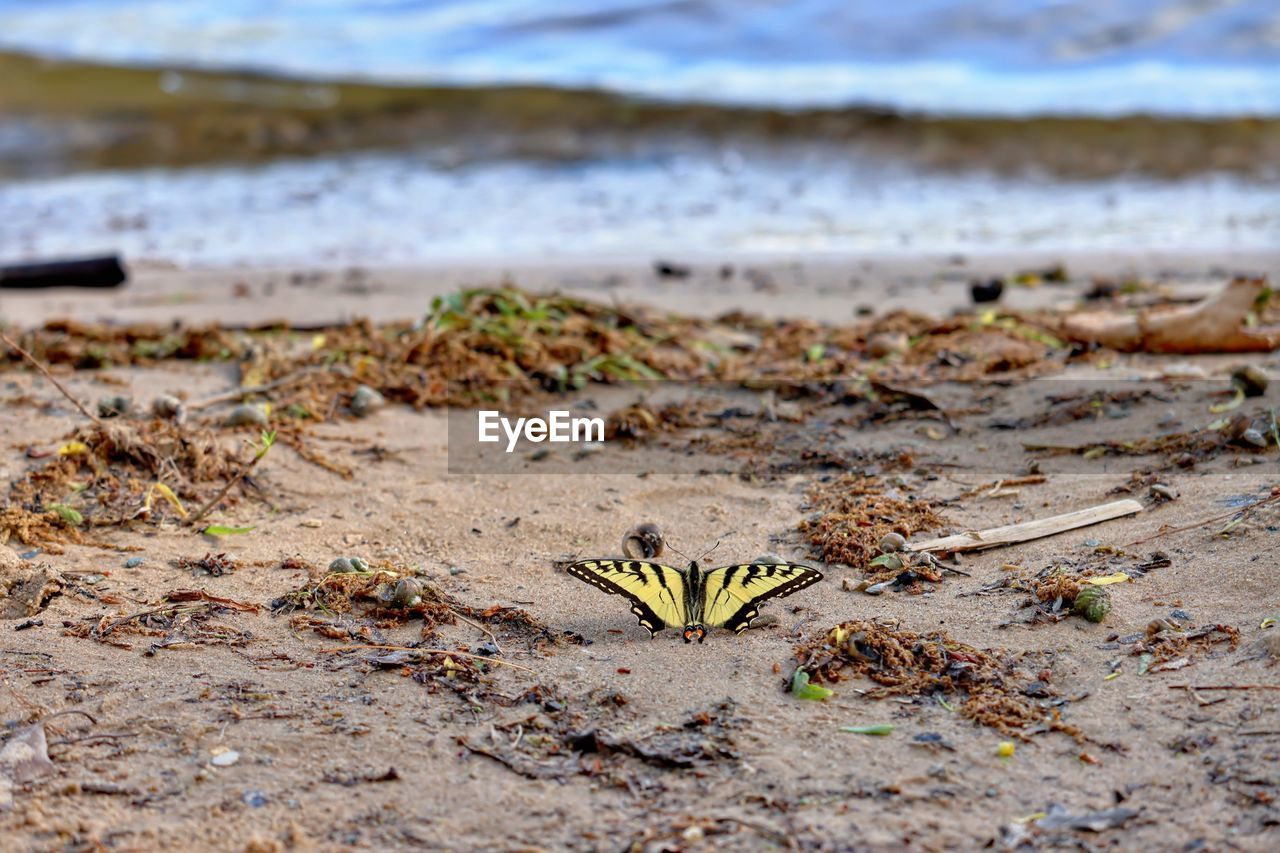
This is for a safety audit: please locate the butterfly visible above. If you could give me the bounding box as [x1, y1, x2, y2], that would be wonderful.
[565, 558, 822, 642]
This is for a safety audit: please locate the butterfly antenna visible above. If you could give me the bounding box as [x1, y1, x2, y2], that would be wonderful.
[664, 539, 694, 564]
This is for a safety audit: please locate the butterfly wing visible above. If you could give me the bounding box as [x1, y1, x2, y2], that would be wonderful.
[564, 559, 689, 637]
[700, 563, 823, 634]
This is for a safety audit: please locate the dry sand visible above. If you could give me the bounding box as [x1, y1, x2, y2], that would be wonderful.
[2, 254, 1279, 851]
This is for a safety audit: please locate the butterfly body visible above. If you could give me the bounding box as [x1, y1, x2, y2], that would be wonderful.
[565, 558, 822, 642]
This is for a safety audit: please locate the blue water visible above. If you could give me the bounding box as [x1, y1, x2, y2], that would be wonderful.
[0, 0, 1277, 117]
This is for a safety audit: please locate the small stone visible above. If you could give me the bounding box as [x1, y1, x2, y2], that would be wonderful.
[449, 566, 467, 576]
[210, 749, 240, 767]
[1170, 609, 1193, 622]
[124, 556, 146, 568]
[1149, 483, 1178, 501]
[225, 404, 269, 427]
[750, 553, 786, 565]
[97, 395, 130, 418]
[242, 789, 268, 808]
[682, 827, 705, 843]
[329, 557, 359, 574]
[350, 385, 385, 418]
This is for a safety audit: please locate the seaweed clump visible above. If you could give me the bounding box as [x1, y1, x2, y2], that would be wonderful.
[799, 475, 944, 573]
[794, 620, 1078, 740]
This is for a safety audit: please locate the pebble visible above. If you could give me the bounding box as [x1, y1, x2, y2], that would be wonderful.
[328, 556, 368, 574]
[225, 404, 269, 427]
[350, 385, 385, 418]
[124, 556, 146, 568]
[242, 789, 268, 808]
[1149, 483, 1178, 501]
[210, 749, 240, 767]
[970, 278, 1004, 303]
[151, 394, 185, 420]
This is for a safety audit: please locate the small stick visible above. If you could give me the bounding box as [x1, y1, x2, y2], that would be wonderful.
[451, 610, 503, 654]
[1168, 684, 1280, 691]
[1128, 491, 1280, 546]
[317, 644, 536, 674]
[185, 435, 273, 526]
[912, 499, 1143, 554]
[188, 367, 325, 411]
[2, 332, 102, 426]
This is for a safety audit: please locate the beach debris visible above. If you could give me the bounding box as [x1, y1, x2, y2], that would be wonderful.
[225, 404, 269, 427]
[0, 722, 55, 810]
[653, 259, 692, 279]
[911, 499, 1142, 555]
[0, 255, 126, 289]
[839, 724, 894, 736]
[997, 741, 1016, 758]
[1071, 586, 1112, 623]
[329, 556, 370, 574]
[970, 278, 1004, 303]
[1148, 483, 1178, 502]
[621, 522, 664, 560]
[377, 577, 424, 608]
[150, 393, 185, 420]
[0, 558, 63, 619]
[878, 532, 906, 553]
[865, 331, 908, 358]
[794, 621, 1067, 738]
[1230, 364, 1268, 397]
[349, 384, 384, 418]
[1061, 276, 1277, 353]
[176, 552, 237, 577]
[67, 589, 257, 651]
[800, 475, 943, 572]
[210, 748, 240, 767]
[790, 670, 833, 701]
[97, 395, 131, 418]
[1034, 803, 1138, 833]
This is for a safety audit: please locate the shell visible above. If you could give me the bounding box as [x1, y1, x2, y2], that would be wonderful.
[350, 385, 385, 418]
[1072, 586, 1112, 623]
[879, 532, 907, 554]
[380, 577, 423, 608]
[1231, 365, 1268, 398]
[226, 404, 269, 427]
[151, 394, 186, 421]
[621, 523, 664, 560]
[97, 395, 131, 418]
[328, 556, 369, 574]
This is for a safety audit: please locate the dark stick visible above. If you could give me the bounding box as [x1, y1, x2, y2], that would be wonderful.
[0, 256, 127, 289]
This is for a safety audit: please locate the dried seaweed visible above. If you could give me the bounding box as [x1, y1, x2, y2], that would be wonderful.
[795, 620, 1075, 739]
[799, 475, 944, 573]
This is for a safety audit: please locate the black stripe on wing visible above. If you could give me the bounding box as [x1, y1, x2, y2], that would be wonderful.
[564, 559, 682, 638]
[706, 563, 823, 634]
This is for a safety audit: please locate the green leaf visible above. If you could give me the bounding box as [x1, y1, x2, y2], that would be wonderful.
[790, 670, 833, 701]
[805, 344, 826, 363]
[839, 724, 894, 736]
[202, 525, 255, 536]
[49, 504, 83, 526]
[868, 553, 905, 570]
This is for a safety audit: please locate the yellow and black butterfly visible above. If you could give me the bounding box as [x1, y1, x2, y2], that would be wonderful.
[565, 558, 822, 642]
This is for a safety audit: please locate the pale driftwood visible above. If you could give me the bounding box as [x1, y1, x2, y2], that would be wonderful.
[911, 499, 1143, 554]
[1061, 276, 1278, 353]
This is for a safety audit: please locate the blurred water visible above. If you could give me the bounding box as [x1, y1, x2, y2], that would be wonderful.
[2, 149, 1275, 265]
[0, 0, 1277, 116]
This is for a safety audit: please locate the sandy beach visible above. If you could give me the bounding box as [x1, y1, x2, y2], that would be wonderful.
[3, 252, 1279, 850]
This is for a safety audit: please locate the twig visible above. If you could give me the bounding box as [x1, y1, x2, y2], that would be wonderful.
[317, 644, 536, 674]
[1129, 490, 1280, 546]
[1168, 684, 1280, 691]
[452, 610, 503, 654]
[185, 434, 274, 526]
[188, 367, 325, 411]
[2, 332, 102, 425]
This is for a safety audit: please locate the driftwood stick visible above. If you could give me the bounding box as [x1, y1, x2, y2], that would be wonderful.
[1, 332, 103, 426]
[188, 367, 325, 411]
[912, 499, 1143, 554]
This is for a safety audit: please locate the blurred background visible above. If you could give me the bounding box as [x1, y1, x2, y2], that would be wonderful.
[0, 0, 1277, 266]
